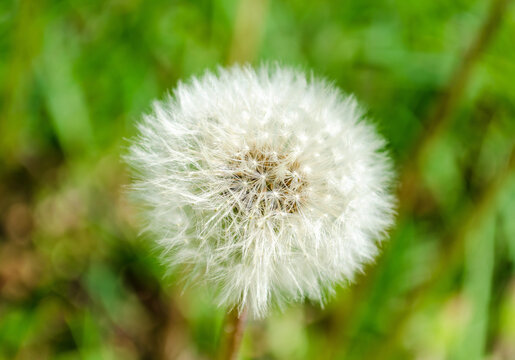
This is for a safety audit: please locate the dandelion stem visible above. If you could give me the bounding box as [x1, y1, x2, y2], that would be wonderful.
[220, 307, 247, 360]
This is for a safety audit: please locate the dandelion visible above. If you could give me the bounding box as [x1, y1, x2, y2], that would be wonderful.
[127, 65, 395, 322]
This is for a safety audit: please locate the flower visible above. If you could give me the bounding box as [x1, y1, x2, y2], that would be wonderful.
[127, 64, 395, 318]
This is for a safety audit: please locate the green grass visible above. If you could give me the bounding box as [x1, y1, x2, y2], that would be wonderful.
[1, 0, 514, 359]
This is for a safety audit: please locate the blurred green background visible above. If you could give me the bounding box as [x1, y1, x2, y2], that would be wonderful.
[1, 0, 515, 359]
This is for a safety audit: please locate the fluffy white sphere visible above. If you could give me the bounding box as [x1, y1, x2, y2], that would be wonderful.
[128, 65, 395, 318]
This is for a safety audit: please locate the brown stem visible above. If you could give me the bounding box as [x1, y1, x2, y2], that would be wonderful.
[227, 0, 269, 64]
[219, 307, 248, 360]
[399, 0, 512, 212]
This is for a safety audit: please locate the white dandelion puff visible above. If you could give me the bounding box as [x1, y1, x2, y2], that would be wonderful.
[127, 64, 396, 319]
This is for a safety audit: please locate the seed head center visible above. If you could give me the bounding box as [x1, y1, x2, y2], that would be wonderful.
[227, 147, 308, 215]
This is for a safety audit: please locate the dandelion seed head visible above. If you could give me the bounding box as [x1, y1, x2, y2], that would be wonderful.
[127, 64, 396, 318]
